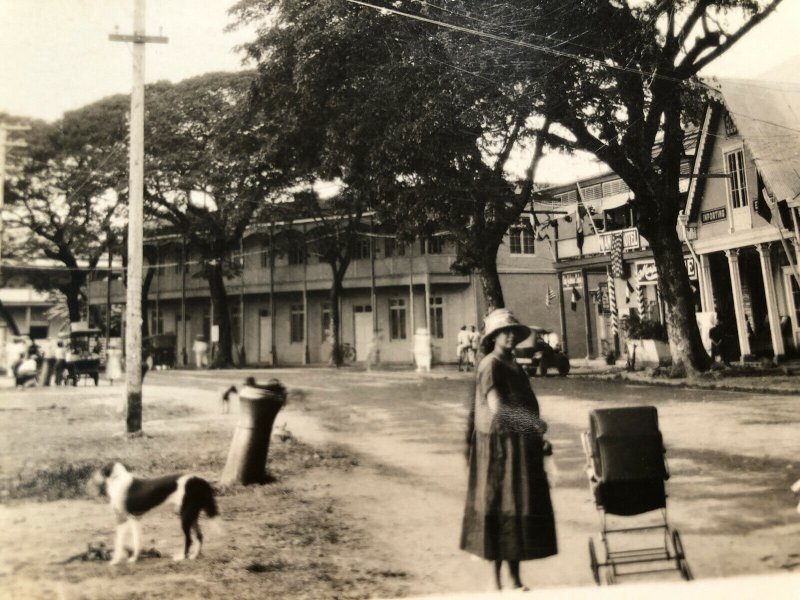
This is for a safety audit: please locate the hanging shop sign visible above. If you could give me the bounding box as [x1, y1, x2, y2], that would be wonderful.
[700, 207, 727, 224]
[635, 257, 697, 285]
[598, 227, 640, 253]
[562, 271, 583, 290]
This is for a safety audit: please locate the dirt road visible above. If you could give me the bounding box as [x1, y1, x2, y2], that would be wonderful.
[2, 368, 799, 598]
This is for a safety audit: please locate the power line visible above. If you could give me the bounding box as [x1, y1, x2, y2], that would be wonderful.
[345, 0, 692, 86]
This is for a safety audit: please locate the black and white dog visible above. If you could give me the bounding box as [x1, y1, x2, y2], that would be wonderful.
[92, 463, 219, 565]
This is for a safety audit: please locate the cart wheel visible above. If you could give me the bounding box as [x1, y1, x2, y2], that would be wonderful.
[556, 354, 570, 376]
[672, 530, 686, 562]
[605, 569, 616, 585]
[679, 559, 694, 581]
[588, 538, 600, 585]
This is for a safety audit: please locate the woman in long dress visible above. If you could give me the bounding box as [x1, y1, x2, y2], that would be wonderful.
[105, 339, 123, 384]
[460, 308, 557, 591]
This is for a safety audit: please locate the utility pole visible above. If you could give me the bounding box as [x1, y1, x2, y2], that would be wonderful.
[0, 123, 29, 285]
[110, 0, 167, 434]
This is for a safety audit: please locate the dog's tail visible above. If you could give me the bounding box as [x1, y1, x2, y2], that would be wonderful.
[186, 477, 219, 519]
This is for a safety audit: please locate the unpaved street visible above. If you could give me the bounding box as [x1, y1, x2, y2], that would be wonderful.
[156, 368, 800, 592]
[2, 368, 799, 598]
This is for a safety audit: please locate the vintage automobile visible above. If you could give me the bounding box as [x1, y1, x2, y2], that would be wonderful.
[143, 333, 177, 369]
[513, 326, 570, 377]
[62, 329, 104, 386]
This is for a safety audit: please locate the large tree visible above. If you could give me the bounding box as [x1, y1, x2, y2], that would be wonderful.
[6, 99, 129, 322]
[230, 0, 558, 315]
[142, 71, 283, 367]
[478, 0, 781, 373]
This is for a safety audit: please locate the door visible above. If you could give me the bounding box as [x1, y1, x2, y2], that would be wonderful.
[783, 269, 800, 349]
[176, 315, 190, 365]
[354, 312, 372, 362]
[258, 309, 272, 364]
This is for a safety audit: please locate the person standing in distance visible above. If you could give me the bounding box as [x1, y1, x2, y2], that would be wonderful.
[460, 308, 557, 591]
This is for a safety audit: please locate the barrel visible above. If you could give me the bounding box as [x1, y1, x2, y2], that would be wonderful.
[220, 380, 286, 485]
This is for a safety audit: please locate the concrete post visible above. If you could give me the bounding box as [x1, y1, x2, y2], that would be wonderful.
[724, 249, 750, 360]
[221, 380, 286, 485]
[756, 243, 784, 359]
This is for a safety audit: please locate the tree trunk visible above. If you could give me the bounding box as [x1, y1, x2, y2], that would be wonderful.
[63, 279, 83, 323]
[327, 267, 346, 368]
[207, 262, 235, 368]
[645, 221, 711, 375]
[477, 238, 505, 313]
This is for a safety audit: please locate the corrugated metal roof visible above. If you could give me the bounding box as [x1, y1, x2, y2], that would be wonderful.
[715, 78, 800, 207]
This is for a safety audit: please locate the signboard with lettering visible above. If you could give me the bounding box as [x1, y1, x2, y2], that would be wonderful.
[635, 258, 697, 285]
[562, 271, 583, 290]
[598, 227, 640, 253]
[700, 207, 727, 224]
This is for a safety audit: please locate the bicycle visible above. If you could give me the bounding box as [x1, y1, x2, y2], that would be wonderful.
[341, 343, 357, 362]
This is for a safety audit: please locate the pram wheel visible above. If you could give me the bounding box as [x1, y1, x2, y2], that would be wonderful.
[588, 537, 600, 585]
[672, 530, 693, 580]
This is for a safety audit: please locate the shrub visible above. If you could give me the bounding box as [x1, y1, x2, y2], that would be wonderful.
[621, 313, 667, 341]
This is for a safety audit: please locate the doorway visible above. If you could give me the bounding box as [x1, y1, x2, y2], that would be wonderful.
[258, 309, 272, 364]
[353, 305, 372, 361]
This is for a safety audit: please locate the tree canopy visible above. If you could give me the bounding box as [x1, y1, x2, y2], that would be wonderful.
[5, 98, 129, 322]
[230, 0, 560, 312]
[141, 70, 285, 366]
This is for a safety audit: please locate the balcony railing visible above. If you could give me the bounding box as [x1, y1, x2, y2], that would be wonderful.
[88, 253, 465, 301]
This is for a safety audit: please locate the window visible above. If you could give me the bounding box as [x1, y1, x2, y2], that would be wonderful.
[321, 303, 331, 342]
[508, 222, 535, 255]
[725, 149, 748, 208]
[555, 190, 577, 206]
[429, 296, 444, 339]
[353, 304, 372, 313]
[601, 178, 629, 197]
[290, 304, 304, 343]
[260, 244, 270, 268]
[385, 238, 405, 257]
[389, 298, 407, 340]
[352, 237, 371, 260]
[288, 241, 306, 265]
[582, 184, 602, 201]
[420, 237, 444, 254]
[231, 303, 242, 345]
[150, 309, 164, 335]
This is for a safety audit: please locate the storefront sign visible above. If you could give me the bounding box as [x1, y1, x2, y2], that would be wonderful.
[700, 207, 727, 224]
[562, 271, 583, 289]
[635, 258, 697, 285]
[598, 227, 640, 253]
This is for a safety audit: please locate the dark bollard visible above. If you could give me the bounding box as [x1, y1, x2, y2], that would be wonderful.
[220, 378, 287, 485]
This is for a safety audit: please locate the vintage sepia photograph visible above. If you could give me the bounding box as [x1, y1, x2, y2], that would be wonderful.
[1, 1, 799, 598]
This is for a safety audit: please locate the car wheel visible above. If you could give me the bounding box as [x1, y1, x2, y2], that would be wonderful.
[556, 354, 571, 376]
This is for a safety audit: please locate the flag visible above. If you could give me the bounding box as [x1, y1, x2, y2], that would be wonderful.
[575, 205, 585, 253]
[570, 285, 581, 311]
[625, 280, 635, 304]
[545, 286, 556, 309]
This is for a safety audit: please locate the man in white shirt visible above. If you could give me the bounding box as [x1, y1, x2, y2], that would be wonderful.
[456, 325, 471, 372]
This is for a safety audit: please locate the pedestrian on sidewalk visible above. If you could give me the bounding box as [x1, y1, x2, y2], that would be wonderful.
[460, 308, 557, 592]
[457, 325, 471, 372]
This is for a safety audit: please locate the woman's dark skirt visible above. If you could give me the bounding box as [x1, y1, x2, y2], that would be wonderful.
[460, 430, 557, 561]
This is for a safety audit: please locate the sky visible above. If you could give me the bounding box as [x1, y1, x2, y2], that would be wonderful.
[2, 0, 800, 183]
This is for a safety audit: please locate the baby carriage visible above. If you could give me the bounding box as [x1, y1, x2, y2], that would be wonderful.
[581, 406, 692, 585]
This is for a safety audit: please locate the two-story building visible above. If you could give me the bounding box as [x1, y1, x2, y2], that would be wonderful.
[685, 78, 800, 360]
[88, 216, 561, 366]
[539, 78, 800, 364]
[536, 132, 700, 361]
